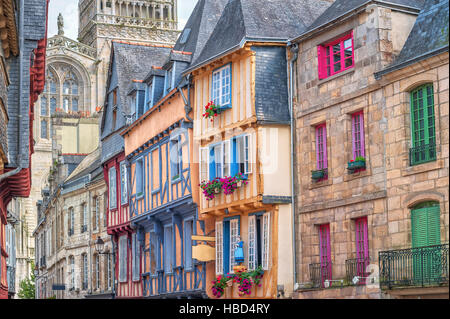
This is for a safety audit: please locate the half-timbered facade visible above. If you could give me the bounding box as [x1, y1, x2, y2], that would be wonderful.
[101, 41, 172, 298]
[121, 0, 228, 298]
[184, 0, 331, 299]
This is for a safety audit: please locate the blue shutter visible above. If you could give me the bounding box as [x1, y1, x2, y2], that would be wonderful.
[231, 138, 239, 177]
[209, 147, 216, 180]
[223, 221, 230, 274]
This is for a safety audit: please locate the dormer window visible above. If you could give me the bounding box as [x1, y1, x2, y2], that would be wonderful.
[180, 28, 191, 44]
[318, 31, 354, 80]
[165, 67, 173, 93]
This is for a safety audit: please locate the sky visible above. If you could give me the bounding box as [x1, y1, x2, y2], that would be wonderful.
[47, 0, 199, 39]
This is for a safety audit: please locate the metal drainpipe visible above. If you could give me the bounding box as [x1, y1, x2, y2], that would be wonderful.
[1, 0, 25, 182]
[287, 42, 299, 292]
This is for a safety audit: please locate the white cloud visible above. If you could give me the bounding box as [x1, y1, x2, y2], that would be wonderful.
[47, 0, 199, 40]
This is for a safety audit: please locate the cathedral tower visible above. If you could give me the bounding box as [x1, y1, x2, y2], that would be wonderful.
[78, 0, 179, 49]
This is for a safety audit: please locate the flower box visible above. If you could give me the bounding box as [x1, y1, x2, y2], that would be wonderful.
[311, 169, 327, 181]
[347, 160, 366, 172]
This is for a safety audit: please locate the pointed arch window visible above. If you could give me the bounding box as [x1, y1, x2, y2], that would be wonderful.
[62, 72, 81, 113]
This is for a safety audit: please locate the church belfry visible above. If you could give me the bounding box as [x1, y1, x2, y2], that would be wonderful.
[78, 0, 179, 48]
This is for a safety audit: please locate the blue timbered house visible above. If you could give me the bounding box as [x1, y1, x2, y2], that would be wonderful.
[120, 0, 228, 298]
[101, 41, 172, 298]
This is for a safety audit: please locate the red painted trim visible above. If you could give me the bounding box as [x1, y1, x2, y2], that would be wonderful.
[318, 31, 354, 80]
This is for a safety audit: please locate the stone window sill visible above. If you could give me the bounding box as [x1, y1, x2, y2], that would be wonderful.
[343, 166, 371, 182]
[318, 68, 355, 86]
[309, 178, 333, 189]
[401, 159, 444, 177]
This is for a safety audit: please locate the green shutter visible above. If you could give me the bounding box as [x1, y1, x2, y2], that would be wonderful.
[411, 204, 441, 283]
[410, 84, 436, 165]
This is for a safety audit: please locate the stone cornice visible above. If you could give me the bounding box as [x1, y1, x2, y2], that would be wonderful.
[47, 35, 97, 59]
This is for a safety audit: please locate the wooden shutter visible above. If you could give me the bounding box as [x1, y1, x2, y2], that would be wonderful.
[223, 140, 231, 177]
[262, 213, 270, 270]
[248, 215, 256, 271]
[317, 46, 325, 80]
[230, 138, 239, 177]
[199, 147, 209, 181]
[229, 218, 240, 273]
[411, 207, 429, 248]
[427, 206, 441, 246]
[215, 221, 223, 275]
[244, 135, 252, 174]
[209, 147, 216, 180]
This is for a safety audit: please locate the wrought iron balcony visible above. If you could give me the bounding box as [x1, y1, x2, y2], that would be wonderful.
[345, 258, 370, 285]
[309, 262, 332, 288]
[409, 143, 436, 166]
[379, 244, 449, 290]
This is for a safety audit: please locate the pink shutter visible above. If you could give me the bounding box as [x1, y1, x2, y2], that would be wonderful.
[317, 46, 325, 80]
[352, 114, 357, 160]
[359, 112, 365, 157]
[323, 125, 328, 169]
[315, 126, 321, 169]
[363, 218, 369, 259]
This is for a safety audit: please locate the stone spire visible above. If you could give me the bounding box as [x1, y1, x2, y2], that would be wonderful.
[57, 13, 64, 36]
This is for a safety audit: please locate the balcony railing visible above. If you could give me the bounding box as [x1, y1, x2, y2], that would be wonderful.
[409, 143, 436, 166]
[309, 262, 332, 288]
[379, 244, 449, 290]
[346, 258, 370, 285]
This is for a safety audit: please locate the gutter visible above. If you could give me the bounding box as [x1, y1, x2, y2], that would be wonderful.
[287, 42, 299, 293]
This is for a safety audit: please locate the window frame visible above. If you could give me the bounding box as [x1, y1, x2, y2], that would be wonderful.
[120, 161, 128, 205]
[131, 233, 140, 282]
[211, 63, 232, 109]
[318, 31, 354, 80]
[351, 111, 365, 160]
[170, 136, 182, 181]
[118, 235, 128, 283]
[183, 219, 194, 271]
[136, 158, 144, 199]
[315, 124, 328, 170]
[163, 225, 173, 274]
[109, 167, 117, 210]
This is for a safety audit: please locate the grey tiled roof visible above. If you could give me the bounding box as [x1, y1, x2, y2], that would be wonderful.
[172, 0, 229, 63]
[112, 42, 172, 115]
[297, 0, 425, 39]
[376, 0, 449, 77]
[188, 0, 331, 71]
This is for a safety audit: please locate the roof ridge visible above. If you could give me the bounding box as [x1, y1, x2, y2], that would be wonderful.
[112, 40, 174, 49]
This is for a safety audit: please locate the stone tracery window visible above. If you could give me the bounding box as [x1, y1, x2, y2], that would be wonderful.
[63, 71, 80, 112]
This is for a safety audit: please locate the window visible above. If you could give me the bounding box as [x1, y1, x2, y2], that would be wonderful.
[136, 90, 145, 119]
[318, 32, 354, 79]
[93, 197, 99, 231]
[410, 84, 436, 165]
[136, 158, 144, 198]
[165, 68, 173, 93]
[41, 120, 48, 139]
[41, 96, 48, 116]
[68, 207, 74, 236]
[62, 72, 80, 113]
[164, 226, 173, 273]
[119, 235, 127, 282]
[355, 217, 369, 281]
[232, 135, 252, 176]
[248, 213, 271, 271]
[107, 254, 112, 290]
[184, 220, 193, 270]
[215, 217, 240, 275]
[82, 254, 88, 290]
[351, 111, 365, 160]
[209, 141, 230, 179]
[170, 137, 181, 180]
[212, 64, 231, 108]
[132, 233, 140, 281]
[319, 224, 332, 286]
[95, 254, 100, 289]
[109, 167, 117, 209]
[316, 124, 328, 170]
[81, 203, 87, 233]
[120, 162, 128, 204]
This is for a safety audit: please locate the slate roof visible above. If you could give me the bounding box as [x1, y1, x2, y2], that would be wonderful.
[293, 0, 425, 41]
[376, 0, 449, 77]
[65, 147, 101, 183]
[187, 0, 332, 71]
[172, 0, 229, 63]
[111, 42, 172, 115]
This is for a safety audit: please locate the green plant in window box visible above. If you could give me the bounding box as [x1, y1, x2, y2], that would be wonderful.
[347, 156, 366, 172]
[311, 169, 327, 181]
[172, 174, 180, 181]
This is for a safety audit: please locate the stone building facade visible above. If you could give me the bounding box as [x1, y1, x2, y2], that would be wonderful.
[289, 0, 448, 299]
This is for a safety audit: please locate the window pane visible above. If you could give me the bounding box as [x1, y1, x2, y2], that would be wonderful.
[72, 99, 78, 112]
[345, 57, 353, 68]
[344, 38, 352, 49]
[41, 97, 48, 116]
[50, 98, 56, 113]
[63, 82, 70, 94]
[41, 120, 48, 139]
[72, 83, 78, 95]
